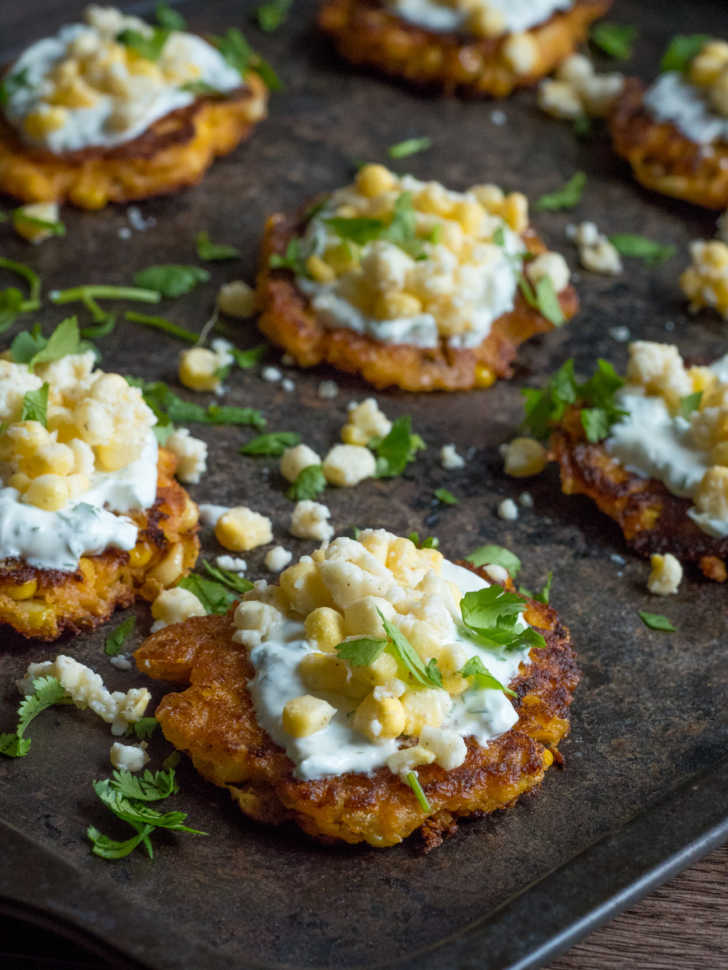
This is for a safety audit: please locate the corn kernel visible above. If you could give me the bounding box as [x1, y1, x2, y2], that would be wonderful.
[542, 748, 554, 768]
[280, 559, 334, 614]
[6, 421, 51, 457]
[178, 347, 222, 392]
[474, 364, 496, 388]
[304, 606, 345, 651]
[472, 183, 505, 211]
[47, 77, 97, 109]
[22, 474, 70, 511]
[355, 163, 396, 199]
[503, 437, 548, 478]
[353, 691, 406, 741]
[7, 579, 38, 600]
[217, 280, 258, 318]
[147, 543, 185, 588]
[215, 507, 273, 552]
[23, 106, 68, 138]
[282, 695, 337, 737]
[128, 543, 153, 568]
[20, 440, 75, 479]
[695, 466, 728, 519]
[343, 596, 394, 638]
[387, 745, 435, 776]
[306, 254, 336, 284]
[502, 32, 538, 75]
[95, 439, 138, 472]
[401, 688, 451, 734]
[298, 652, 366, 698]
[324, 242, 359, 274]
[451, 198, 485, 235]
[501, 192, 529, 233]
[466, 4, 505, 38]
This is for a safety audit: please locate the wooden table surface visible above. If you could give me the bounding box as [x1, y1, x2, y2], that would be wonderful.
[547, 841, 728, 969]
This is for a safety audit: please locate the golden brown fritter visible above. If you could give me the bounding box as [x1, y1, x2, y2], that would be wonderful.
[550, 407, 728, 582]
[610, 78, 728, 210]
[318, 0, 611, 97]
[0, 78, 268, 209]
[257, 213, 579, 392]
[134, 567, 579, 849]
[0, 448, 200, 641]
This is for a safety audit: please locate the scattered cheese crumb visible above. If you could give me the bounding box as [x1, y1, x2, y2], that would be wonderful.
[484, 563, 509, 584]
[341, 398, 391, 445]
[322, 443, 376, 486]
[680, 240, 728, 319]
[318, 380, 339, 399]
[490, 109, 507, 126]
[647, 553, 683, 596]
[566, 222, 622, 276]
[151, 587, 206, 632]
[109, 654, 133, 671]
[217, 280, 257, 318]
[265, 545, 293, 572]
[497, 498, 519, 521]
[110, 741, 149, 773]
[290, 500, 334, 542]
[440, 443, 465, 470]
[538, 54, 624, 120]
[216, 555, 247, 572]
[280, 444, 321, 483]
[282, 378, 296, 392]
[198, 503, 229, 527]
[216, 506, 273, 552]
[519, 492, 534, 508]
[19, 655, 150, 736]
[127, 206, 155, 231]
[609, 325, 631, 342]
[165, 428, 208, 484]
[118, 226, 132, 240]
[262, 366, 282, 383]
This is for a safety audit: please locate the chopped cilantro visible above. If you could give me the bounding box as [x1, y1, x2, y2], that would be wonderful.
[324, 216, 383, 245]
[608, 234, 675, 266]
[256, 0, 292, 32]
[132, 265, 210, 298]
[679, 391, 702, 419]
[405, 771, 431, 812]
[124, 311, 199, 343]
[387, 137, 431, 159]
[179, 80, 223, 96]
[0, 288, 26, 334]
[129, 378, 266, 431]
[240, 431, 300, 455]
[335, 637, 387, 666]
[0, 68, 30, 107]
[231, 344, 267, 369]
[660, 35, 710, 74]
[200, 560, 254, 595]
[520, 572, 553, 605]
[286, 464, 326, 501]
[11, 316, 87, 372]
[104, 615, 135, 657]
[518, 273, 565, 327]
[178, 574, 238, 615]
[269, 238, 307, 275]
[434, 487, 457, 505]
[154, 1, 186, 30]
[117, 27, 170, 61]
[466, 544, 521, 577]
[12, 208, 66, 237]
[573, 115, 593, 139]
[206, 404, 266, 428]
[459, 586, 546, 654]
[133, 718, 159, 740]
[408, 532, 439, 549]
[0, 676, 71, 759]
[460, 656, 515, 697]
[0, 256, 42, 307]
[638, 610, 676, 632]
[324, 192, 431, 260]
[370, 415, 425, 478]
[81, 316, 116, 340]
[534, 172, 587, 211]
[590, 22, 637, 60]
[377, 609, 443, 688]
[209, 28, 282, 89]
[195, 231, 240, 261]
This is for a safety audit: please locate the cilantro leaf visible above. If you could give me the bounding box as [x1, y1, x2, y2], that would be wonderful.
[93, 779, 205, 833]
[465, 544, 521, 577]
[679, 391, 702, 418]
[155, 1, 186, 30]
[256, 0, 292, 32]
[0, 68, 30, 107]
[133, 718, 159, 740]
[178, 574, 238, 614]
[201, 560, 253, 595]
[130, 379, 265, 431]
[460, 656, 515, 697]
[534, 172, 587, 211]
[0, 256, 41, 306]
[388, 137, 431, 159]
[12, 208, 66, 237]
[12, 316, 84, 371]
[87, 824, 155, 860]
[460, 586, 524, 630]
[231, 344, 267, 369]
[109, 768, 178, 801]
[81, 316, 116, 340]
[0, 287, 25, 333]
[434, 487, 457, 506]
[638, 610, 676, 632]
[125, 311, 199, 343]
[580, 407, 613, 442]
[287, 464, 326, 501]
[1, 676, 72, 758]
[405, 771, 431, 812]
[209, 27, 282, 89]
[20, 384, 48, 426]
[408, 532, 439, 549]
[608, 234, 675, 266]
[133, 265, 210, 298]
[324, 216, 384, 245]
[240, 431, 300, 455]
[179, 80, 223, 96]
[371, 415, 425, 478]
[519, 273, 566, 326]
[269, 239, 307, 275]
[335, 637, 388, 666]
[105, 615, 135, 657]
[206, 405, 266, 429]
[196, 231, 240, 261]
[590, 22, 637, 60]
[377, 609, 442, 688]
[117, 27, 170, 61]
[660, 35, 710, 74]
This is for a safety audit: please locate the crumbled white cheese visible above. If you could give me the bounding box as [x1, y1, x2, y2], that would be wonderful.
[216, 555, 247, 572]
[317, 380, 339, 399]
[110, 741, 149, 773]
[566, 222, 622, 276]
[198, 503, 229, 527]
[497, 498, 519, 521]
[165, 428, 207, 484]
[151, 586, 206, 631]
[290, 500, 334, 542]
[262, 366, 282, 383]
[109, 654, 133, 671]
[19, 655, 150, 736]
[647, 553, 683, 596]
[281, 378, 296, 393]
[484, 563, 509, 584]
[322, 444, 376, 486]
[518, 491, 534, 508]
[609, 325, 631, 342]
[265, 545, 293, 572]
[439, 443, 465, 470]
[127, 206, 155, 232]
[490, 109, 507, 126]
[280, 444, 321, 483]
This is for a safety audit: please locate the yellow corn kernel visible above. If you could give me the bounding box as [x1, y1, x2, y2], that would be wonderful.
[279, 560, 334, 614]
[217, 280, 258, 319]
[95, 439, 137, 472]
[711, 442, 728, 466]
[355, 163, 396, 199]
[47, 77, 97, 108]
[688, 366, 716, 395]
[357, 529, 391, 563]
[502, 31, 538, 75]
[451, 198, 485, 235]
[324, 242, 359, 274]
[304, 606, 345, 652]
[8, 472, 31, 494]
[542, 748, 554, 768]
[23, 106, 68, 138]
[401, 688, 449, 735]
[689, 40, 728, 87]
[306, 254, 336, 284]
[695, 466, 728, 518]
[472, 183, 505, 211]
[363, 652, 399, 686]
[215, 507, 272, 553]
[177, 495, 199, 533]
[18, 600, 54, 631]
[373, 290, 422, 320]
[343, 596, 393, 638]
[353, 691, 406, 741]
[466, 4, 505, 38]
[147, 543, 185, 588]
[7, 579, 38, 600]
[178, 347, 222, 392]
[503, 436, 548, 477]
[282, 694, 336, 738]
[501, 192, 529, 233]
[20, 441, 75, 479]
[128, 543, 153, 568]
[22, 474, 70, 511]
[298, 652, 366, 697]
[6, 421, 51, 457]
[474, 364, 496, 388]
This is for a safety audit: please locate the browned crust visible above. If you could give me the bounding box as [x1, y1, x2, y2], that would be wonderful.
[549, 407, 728, 581]
[0, 448, 200, 641]
[134, 565, 579, 849]
[609, 77, 728, 210]
[257, 211, 579, 391]
[0, 75, 268, 209]
[318, 0, 612, 97]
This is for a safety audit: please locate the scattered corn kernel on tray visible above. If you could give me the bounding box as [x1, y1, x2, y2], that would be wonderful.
[1, 0, 728, 968]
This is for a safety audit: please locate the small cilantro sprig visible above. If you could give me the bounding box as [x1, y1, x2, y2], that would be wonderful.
[387, 137, 431, 159]
[518, 273, 565, 327]
[117, 27, 170, 62]
[129, 378, 265, 434]
[154, 1, 186, 30]
[458, 586, 546, 656]
[12, 208, 66, 238]
[660, 35, 710, 74]
[178, 574, 238, 614]
[408, 532, 439, 549]
[256, 0, 292, 32]
[325, 192, 432, 260]
[335, 637, 387, 666]
[434, 487, 457, 506]
[195, 231, 240, 262]
[522, 357, 626, 444]
[0, 256, 42, 330]
[0, 676, 71, 758]
[590, 22, 637, 60]
[370, 415, 425, 478]
[534, 172, 587, 212]
[105, 615, 136, 657]
[287, 464, 327, 501]
[209, 28, 282, 90]
[377, 609, 443, 688]
[133, 718, 159, 740]
[201, 560, 254, 596]
[608, 234, 675, 267]
[405, 771, 431, 812]
[241, 431, 300, 456]
[0, 68, 30, 107]
[20, 384, 49, 426]
[132, 265, 210, 298]
[231, 344, 267, 369]
[269, 239, 307, 276]
[466, 544, 521, 578]
[460, 656, 515, 698]
[679, 391, 702, 419]
[125, 310, 200, 343]
[518, 572, 553, 605]
[638, 610, 676, 632]
[11, 316, 89, 372]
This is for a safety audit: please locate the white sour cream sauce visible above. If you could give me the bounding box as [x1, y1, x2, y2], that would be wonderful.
[0, 431, 158, 571]
[606, 354, 728, 538]
[247, 560, 531, 781]
[644, 72, 728, 146]
[388, 0, 571, 34]
[297, 176, 525, 350]
[4, 25, 242, 153]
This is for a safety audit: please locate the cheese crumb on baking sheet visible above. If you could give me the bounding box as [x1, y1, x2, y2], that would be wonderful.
[216, 555, 247, 572]
[440, 443, 465, 470]
[290, 500, 334, 542]
[318, 380, 339, 399]
[265, 545, 293, 572]
[647, 553, 683, 596]
[110, 741, 149, 773]
[497, 498, 519, 521]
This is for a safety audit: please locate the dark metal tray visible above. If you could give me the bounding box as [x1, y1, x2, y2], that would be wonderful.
[1, 1, 727, 968]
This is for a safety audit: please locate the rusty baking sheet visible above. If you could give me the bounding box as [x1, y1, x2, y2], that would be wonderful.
[1, 1, 727, 968]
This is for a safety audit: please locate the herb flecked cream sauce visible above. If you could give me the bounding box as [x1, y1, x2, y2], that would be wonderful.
[644, 72, 728, 145]
[388, 0, 572, 35]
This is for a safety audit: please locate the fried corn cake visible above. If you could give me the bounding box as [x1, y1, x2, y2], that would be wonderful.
[136, 530, 579, 849]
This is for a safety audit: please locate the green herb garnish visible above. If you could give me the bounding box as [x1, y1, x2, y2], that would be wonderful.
[0, 288, 25, 334]
[240, 431, 300, 455]
[638, 610, 676, 632]
[179, 80, 223, 96]
[256, 0, 292, 32]
[207, 404, 266, 428]
[178, 574, 238, 615]
[269, 238, 307, 275]
[105, 615, 135, 657]
[459, 586, 546, 655]
[376, 609, 443, 688]
[370, 415, 425, 478]
[0, 256, 42, 307]
[0, 677, 72, 758]
[81, 316, 117, 340]
[387, 137, 432, 159]
[209, 28, 282, 89]
[0, 68, 30, 107]
[129, 378, 266, 431]
[124, 311, 200, 343]
[195, 231, 240, 261]
[679, 391, 702, 418]
[325, 192, 431, 260]
[11, 316, 86, 372]
[12, 209, 66, 237]
[287, 464, 327, 501]
[155, 1, 186, 30]
[434, 487, 457, 505]
[466, 544, 521, 577]
[590, 22, 637, 60]
[608, 234, 675, 266]
[335, 637, 388, 666]
[534, 172, 587, 211]
[408, 532, 439, 549]
[132, 265, 210, 298]
[405, 771, 431, 812]
[231, 344, 267, 369]
[117, 27, 170, 62]
[460, 656, 515, 697]
[133, 718, 159, 740]
[519, 572, 553, 605]
[518, 273, 565, 327]
[200, 560, 254, 595]
[660, 35, 710, 74]
[20, 383, 48, 426]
